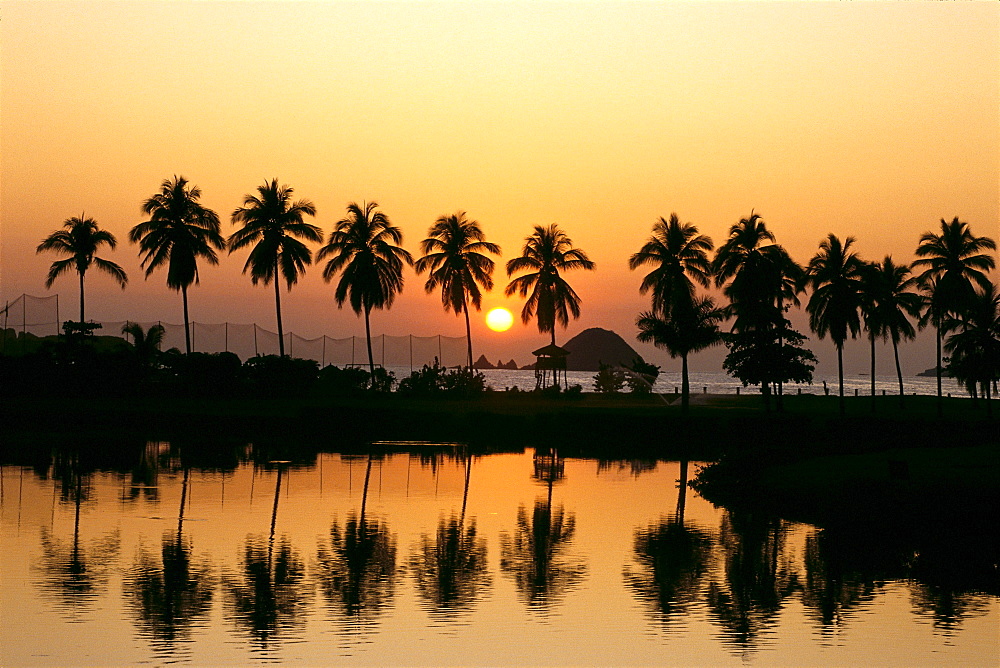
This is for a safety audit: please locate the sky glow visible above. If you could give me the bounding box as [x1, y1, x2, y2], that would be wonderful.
[1, 1, 997, 373]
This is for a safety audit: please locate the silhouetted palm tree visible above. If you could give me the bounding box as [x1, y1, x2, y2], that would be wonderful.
[806, 234, 864, 416]
[122, 322, 166, 371]
[229, 179, 321, 357]
[859, 257, 923, 408]
[36, 214, 128, 322]
[913, 217, 996, 413]
[130, 176, 224, 354]
[629, 213, 713, 315]
[943, 282, 1000, 414]
[318, 202, 413, 378]
[712, 212, 803, 409]
[636, 296, 724, 413]
[505, 224, 595, 347]
[712, 211, 800, 331]
[415, 212, 501, 368]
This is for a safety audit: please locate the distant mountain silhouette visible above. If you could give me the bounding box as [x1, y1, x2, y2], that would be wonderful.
[916, 366, 953, 378]
[473, 354, 520, 370]
[562, 328, 645, 371]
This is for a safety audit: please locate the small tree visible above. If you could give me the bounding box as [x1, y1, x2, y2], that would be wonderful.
[593, 363, 626, 394]
[722, 317, 817, 412]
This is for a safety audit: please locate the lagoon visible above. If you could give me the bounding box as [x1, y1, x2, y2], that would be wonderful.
[1, 442, 996, 666]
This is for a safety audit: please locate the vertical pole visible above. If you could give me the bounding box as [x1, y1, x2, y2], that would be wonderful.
[254, 324, 258, 357]
[352, 336, 355, 367]
[55, 294, 60, 336]
[409, 334, 413, 373]
[289, 333, 293, 358]
[322, 335, 326, 368]
[381, 333, 385, 368]
[438, 334, 443, 367]
[225, 322, 228, 352]
[22, 295, 27, 354]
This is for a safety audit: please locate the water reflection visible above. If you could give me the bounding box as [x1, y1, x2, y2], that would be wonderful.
[410, 454, 491, 616]
[315, 455, 398, 634]
[34, 457, 121, 618]
[4, 443, 997, 665]
[500, 449, 586, 608]
[705, 511, 797, 653]
[624, 461, 712, 630]
[225, 464, 310, 647]
[125, 469, 214, 651]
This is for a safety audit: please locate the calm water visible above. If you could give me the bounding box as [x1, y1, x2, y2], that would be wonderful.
[1, 445, 996, 666]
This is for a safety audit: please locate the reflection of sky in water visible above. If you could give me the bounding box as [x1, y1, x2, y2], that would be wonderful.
[1, 449, 997, 666]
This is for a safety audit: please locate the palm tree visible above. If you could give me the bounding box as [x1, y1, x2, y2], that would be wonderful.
[712, 211, 803, 408]
[121, 322, 166, 371]
[36, 214, 128, 322]
[859, 257, 923, 408]
[636, 296, 725, 413]
[913, 217, 996, 414]
[806, 234, 864, 416]
[415, 212, 501, 368]
[130, 176, 224, 354]
[628, 213, 713, 315]
[229, 179, 321, 357]
[943, 282, 1000, 415]
[505, 224, 595, 347]
[317, 202, 413, 378]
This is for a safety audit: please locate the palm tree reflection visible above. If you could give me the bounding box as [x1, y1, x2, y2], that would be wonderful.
[501, 449, 586, 608]
[316, 455, 398, 632]
[36, 460, 120, 617]
[410, 454, 490, 615]
[226, 464, 309, 647]
[624, 461, 712, 629]
[705, 511, 797, 653]
[126, 468, 215, 648]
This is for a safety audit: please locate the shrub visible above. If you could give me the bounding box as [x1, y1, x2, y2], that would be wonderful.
[593, 363, 626, 394]
[398, 362, 486, 398]
[317, 365, 371, 396]
[626, 357, 661, 395]
[244, 355, 319, 398]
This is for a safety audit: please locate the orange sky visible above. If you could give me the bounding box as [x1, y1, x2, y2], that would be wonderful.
[2, 1, 997, 376]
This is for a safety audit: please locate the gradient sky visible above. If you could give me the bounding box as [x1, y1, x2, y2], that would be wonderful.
[2, 1, 997, 376]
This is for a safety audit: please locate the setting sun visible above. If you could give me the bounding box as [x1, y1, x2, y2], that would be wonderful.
[486, 307, 514, 332]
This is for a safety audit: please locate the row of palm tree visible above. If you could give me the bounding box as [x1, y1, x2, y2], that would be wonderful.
[629, 212, 996, 414]
[38, 176, 596, 378]
[35, 175, 996, 408]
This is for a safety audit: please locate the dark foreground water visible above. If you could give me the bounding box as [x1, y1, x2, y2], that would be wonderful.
[1, 444, 996, 666]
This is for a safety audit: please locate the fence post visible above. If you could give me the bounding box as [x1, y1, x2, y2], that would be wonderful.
[55, 294, 60, 335]
[438, 335, 442, 366]
[253, 324, 258, 357]
[381, 334, 385, 368]
[409, 334, 413, 373]
[225, 322, 228, 352]
[322, 335, 326, 368]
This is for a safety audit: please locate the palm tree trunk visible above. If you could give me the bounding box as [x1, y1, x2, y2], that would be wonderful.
[364, 305, 375, 380]
[892, 336, 905, 409]
[681, 352, 690, 414]
[935, 323, 943, 417]
[78, 270, 85, 323]
[182, 284, 191, 354]
[837, 342, 845, 417]
[870, 333, 876, 413]
[275, 271, 285, 358]
[463, 300, 473, 369]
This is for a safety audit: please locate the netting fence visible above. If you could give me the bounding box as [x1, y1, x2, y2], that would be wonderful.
[1, 293, 468, 369]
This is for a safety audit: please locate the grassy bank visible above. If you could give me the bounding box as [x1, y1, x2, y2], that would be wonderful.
[3, 391, 995, 458]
